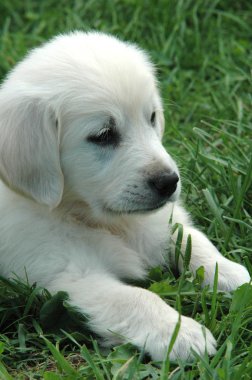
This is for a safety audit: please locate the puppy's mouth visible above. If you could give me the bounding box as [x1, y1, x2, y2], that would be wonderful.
[103, 199, 169, 215]
[102, 176, 180, 216]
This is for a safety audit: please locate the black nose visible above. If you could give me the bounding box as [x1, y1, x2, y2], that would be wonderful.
[148, 171, 179, 198]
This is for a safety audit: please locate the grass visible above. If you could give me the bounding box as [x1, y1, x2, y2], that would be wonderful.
[0, 0, 252, 378]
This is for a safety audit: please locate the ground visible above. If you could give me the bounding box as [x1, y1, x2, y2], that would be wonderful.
[0, 1, 252, 379]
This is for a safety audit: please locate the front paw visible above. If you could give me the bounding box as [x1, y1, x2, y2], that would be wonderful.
[144, 315, 216, 362]
[217, 260, 250, 291]
[204, 259, 250, 292]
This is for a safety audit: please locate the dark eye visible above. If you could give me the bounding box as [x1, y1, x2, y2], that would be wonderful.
[150, 111, 156, 126]
[87, 117, 120, 147]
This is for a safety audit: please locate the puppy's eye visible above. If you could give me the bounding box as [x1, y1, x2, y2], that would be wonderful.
[150, 111, 156, 126]
[87, 117, 120, 147]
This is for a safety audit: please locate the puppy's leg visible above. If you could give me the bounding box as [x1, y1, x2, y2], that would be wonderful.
[48, 271, 216, 361]
[171, 203, 250, 291]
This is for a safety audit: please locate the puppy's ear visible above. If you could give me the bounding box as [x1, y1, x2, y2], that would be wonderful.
[0, 94, 64, 207]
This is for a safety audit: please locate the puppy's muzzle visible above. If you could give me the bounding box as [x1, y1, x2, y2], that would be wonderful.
[148, 171, 179, 199]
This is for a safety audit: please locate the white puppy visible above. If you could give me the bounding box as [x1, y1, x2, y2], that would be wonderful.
[0, 32, 249, 361]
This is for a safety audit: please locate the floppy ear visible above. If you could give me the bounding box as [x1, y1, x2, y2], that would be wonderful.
[0, 93, 64, 207]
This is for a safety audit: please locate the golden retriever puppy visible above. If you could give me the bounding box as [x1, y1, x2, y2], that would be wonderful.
[0, 32, 249, 361]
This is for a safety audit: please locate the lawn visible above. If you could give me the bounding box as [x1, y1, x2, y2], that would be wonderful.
[0, 0, 252, 379]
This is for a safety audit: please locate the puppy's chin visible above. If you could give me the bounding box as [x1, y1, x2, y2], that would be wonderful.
[100, 186, 181, 217]
[103, 196, 178, 216]
[64, 186, 181, 225]
[103, 202, 162, 215]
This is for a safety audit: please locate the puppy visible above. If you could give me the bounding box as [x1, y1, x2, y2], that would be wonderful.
[0, 32, 249, 361]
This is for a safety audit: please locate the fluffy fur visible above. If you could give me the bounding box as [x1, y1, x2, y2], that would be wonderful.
[0, 31, 250, 361]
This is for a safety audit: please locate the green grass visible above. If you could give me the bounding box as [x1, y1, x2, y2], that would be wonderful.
[0, 0, 252, 378]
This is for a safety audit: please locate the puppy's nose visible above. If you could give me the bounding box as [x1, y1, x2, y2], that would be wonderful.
[148, 171, 179, 198]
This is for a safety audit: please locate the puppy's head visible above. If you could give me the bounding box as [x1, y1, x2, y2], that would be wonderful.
[0, 31, 180, 219]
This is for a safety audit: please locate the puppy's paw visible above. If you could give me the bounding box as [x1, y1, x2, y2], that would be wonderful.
[145, 316, 216, 362]
[216, 259, 250, 292]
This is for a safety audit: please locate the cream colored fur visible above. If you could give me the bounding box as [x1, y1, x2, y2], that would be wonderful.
[0, 32, 249, 361]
